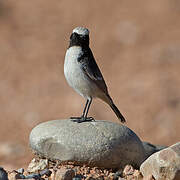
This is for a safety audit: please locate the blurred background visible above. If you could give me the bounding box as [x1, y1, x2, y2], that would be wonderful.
[0, 0, 180, 170]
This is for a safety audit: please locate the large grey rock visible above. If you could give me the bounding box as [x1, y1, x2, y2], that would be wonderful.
[29, 119, 146, 169]
[142, 141, 167, 159]
[140, 142, 180, 180]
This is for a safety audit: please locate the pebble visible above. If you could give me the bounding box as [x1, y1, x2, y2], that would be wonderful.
[55, 168, 75, 180]
[27, 158, 48, 173]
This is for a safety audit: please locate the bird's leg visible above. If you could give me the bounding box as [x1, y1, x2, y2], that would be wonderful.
[71, 98, 94, 123]
[82, 99, 89, 117]
[83, 97, 94, 121]
[70, 99, 89, 121]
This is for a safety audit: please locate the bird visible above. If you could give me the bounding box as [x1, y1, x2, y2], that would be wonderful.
[64, 27, 126, 123]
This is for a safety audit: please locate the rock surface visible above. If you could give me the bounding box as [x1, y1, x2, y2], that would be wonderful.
[29, 119, 146, 169]
[142, 141, 167, 159]
[140, 142, 180, 180]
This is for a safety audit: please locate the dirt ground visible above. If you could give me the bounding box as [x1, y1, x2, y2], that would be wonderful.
[0, 0, 180, 170]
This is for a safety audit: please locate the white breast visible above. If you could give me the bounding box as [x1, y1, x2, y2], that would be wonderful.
[64, 46, 97, 99]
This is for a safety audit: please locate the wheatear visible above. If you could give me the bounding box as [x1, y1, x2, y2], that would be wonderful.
[64, 27, 126, 123]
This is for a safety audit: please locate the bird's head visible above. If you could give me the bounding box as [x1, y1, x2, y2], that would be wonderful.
[69, 27, 90, 47]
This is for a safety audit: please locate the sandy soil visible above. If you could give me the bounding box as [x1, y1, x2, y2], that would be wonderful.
[0, 0, 180, 169]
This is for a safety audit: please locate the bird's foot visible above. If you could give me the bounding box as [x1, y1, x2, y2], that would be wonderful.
[70, 116, 82, 120]
[70, 116, 95, 123]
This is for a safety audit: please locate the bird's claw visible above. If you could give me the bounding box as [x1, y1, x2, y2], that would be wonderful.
[70, 116, 95, 123]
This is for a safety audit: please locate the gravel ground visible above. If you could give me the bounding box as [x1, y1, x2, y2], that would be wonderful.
[6, 158, 155, 180]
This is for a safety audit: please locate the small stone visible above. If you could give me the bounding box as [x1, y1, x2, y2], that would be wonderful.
[29, 119, 146, 169]
[86, 175, 96, 180]
[0, 167, 8, 180]
[8, 171, 17, 180]
[72, 175, 83, 180]
[55, 168, 75, 180]
[72, 178, 82, 180]
[16, 168, 24, 174]
[140, 142, 180, 180]
[39, 168, 52, 177]
[27, 158, 48, 173]
[126, 175, 134, 180]
[133, 170, 143, 179]
[123, 165, 134, 176]
[114, 170, 123, 179]
[118, 178, 125, 180]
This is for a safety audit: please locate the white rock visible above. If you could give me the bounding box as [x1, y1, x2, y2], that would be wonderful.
[140, 142, 180, 180]
[27, 158, 48, 173]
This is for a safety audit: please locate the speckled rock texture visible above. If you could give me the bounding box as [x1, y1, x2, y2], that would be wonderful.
[140, 142, 180, 180]
[29, 119, 146, 169]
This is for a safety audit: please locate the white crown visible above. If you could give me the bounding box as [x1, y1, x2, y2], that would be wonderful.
[73, 27, 89, 36]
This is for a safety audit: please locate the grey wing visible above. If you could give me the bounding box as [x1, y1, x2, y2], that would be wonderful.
[78, 48, 108, 94]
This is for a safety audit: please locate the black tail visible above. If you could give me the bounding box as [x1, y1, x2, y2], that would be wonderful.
[109, 103, 126, 123]
[102, 93, 126, 123]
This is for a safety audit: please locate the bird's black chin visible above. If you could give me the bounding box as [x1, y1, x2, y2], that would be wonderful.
[69, 32, 89, 48]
